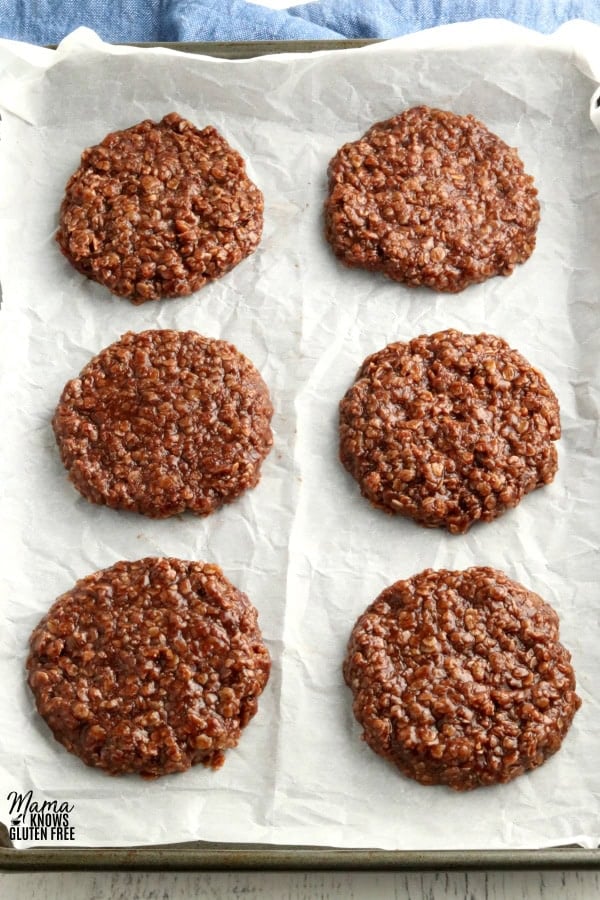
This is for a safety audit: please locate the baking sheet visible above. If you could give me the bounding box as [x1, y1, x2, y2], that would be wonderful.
[0, 21, 599, 853]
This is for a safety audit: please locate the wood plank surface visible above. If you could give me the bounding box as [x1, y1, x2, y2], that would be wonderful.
[2, 869, 600, 899]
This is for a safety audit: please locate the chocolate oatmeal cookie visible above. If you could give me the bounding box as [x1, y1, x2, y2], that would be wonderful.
[344, 567, 581, 791]
[325, 106, 540, 292]
[27, 557, 271, 777]
[339, 329, 559, 534]
[53, 329, 273, 518]
[56, 112, 263, 303]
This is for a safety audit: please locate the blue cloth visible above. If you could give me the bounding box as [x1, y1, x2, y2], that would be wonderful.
[1, 0, 599, 45]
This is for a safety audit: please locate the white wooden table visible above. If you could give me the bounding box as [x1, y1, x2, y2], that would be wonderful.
[1, 869, 600, 898]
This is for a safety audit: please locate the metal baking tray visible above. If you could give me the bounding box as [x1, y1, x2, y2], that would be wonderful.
[1, 37, 599, 873]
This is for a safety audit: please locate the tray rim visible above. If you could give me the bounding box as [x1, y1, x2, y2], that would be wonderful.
[2, 35, 597, 873]
[2, 843, 600, 872]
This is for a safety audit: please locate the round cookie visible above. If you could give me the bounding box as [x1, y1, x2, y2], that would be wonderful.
[325, 106, 540, 292]
[56, 112, 263, 304]
[53, 329, 273, 518]
[343, 567, 581, 791]
[339, 329, 560, 534]
[27, 557, 271, 778]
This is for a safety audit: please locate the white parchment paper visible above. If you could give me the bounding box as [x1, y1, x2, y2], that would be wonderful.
[1, 21, 600, 851]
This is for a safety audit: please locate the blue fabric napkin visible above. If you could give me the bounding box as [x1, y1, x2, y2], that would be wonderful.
[1, 0, 599, 45]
